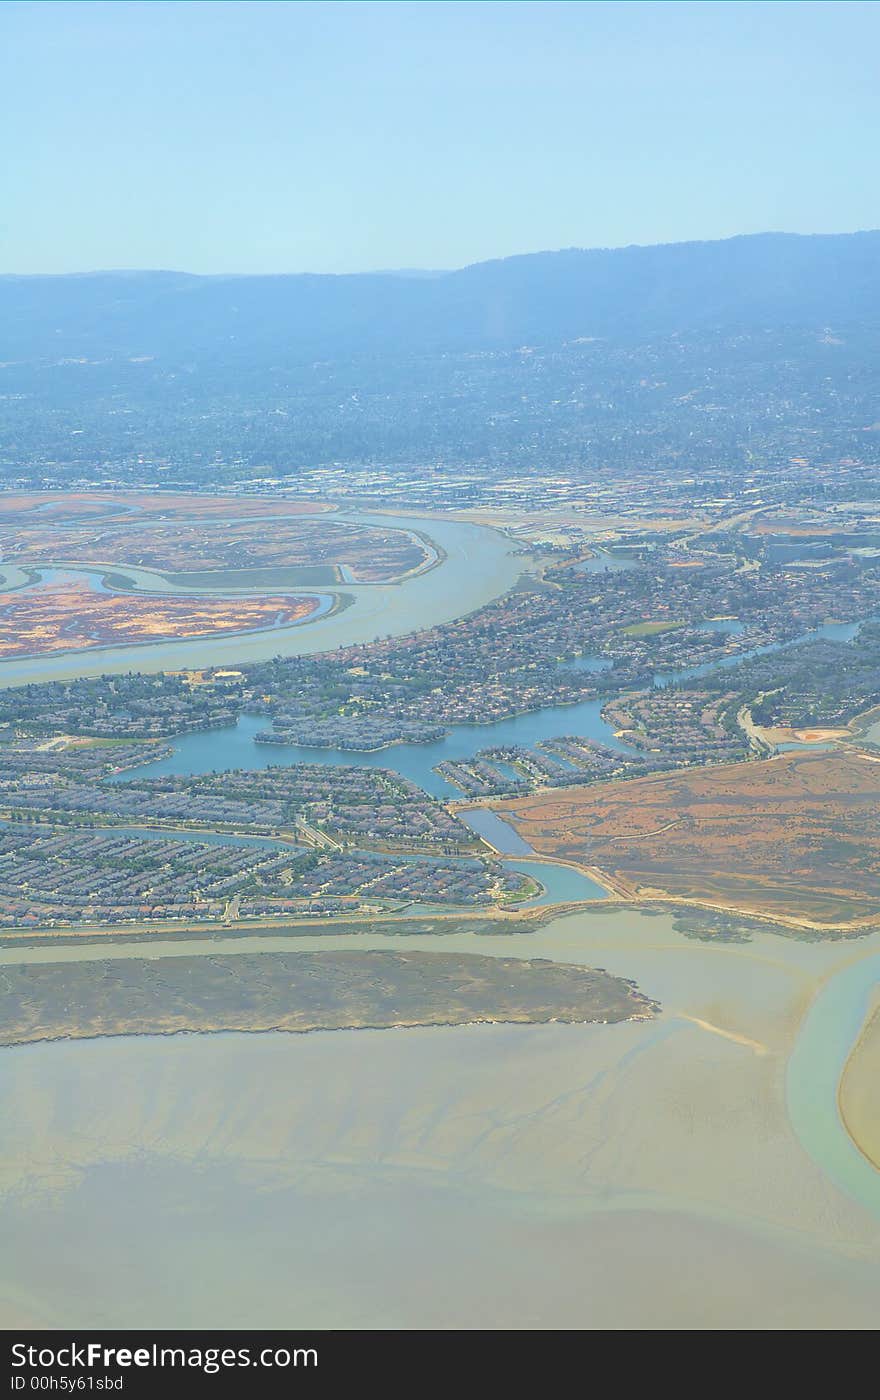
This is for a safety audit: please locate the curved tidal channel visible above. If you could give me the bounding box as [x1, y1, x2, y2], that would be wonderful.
[0, 513, 527, 685]
[786, 950, 880, 1215]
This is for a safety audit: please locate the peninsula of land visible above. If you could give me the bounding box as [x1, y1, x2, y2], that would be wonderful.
[0, 948, 657, 1045]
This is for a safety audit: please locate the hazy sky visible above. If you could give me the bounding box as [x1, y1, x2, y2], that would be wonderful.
[3, 0, 879, 274]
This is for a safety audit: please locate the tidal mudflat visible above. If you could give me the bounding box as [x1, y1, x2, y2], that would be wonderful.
[2, 905, 879, 1329]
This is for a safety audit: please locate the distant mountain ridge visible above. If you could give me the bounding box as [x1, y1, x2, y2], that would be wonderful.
[2, 231, 879, 361]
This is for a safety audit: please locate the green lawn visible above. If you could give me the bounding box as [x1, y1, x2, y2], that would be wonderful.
[621, 619, 685, 638]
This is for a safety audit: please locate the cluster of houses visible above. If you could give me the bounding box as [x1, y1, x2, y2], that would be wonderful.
[0, 822, 524, 930]
[602, 689, 747, 764]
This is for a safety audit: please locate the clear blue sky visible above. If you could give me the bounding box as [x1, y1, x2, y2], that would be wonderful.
[3, 0, 879, 274]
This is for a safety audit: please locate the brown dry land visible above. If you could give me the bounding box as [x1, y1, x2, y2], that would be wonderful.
[0, 950, 657, 1045]
[759, 726, 850, 745]
[0, 511, 427, 582]
[491, 750, 880, 929]
[0, 578, 319, 657]
[0, 491, 328, 523]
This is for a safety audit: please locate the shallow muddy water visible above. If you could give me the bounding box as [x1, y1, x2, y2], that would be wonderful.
[3, 908, 880, 1329]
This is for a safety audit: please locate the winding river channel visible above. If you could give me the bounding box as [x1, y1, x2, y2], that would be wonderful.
[0, 512, 527, 684]
[1, 511, 879, 1326]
